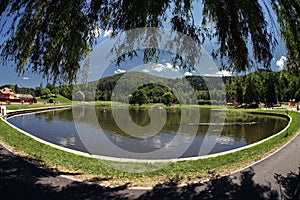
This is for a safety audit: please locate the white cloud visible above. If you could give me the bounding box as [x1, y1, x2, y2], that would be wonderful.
[153, 64, 164, 72]
[203, 73, 214, 77]
[165, 63, 173, 69]
[142, 69, 150, 73]
[216, 70, 232, 77]
[22, 77, 29, 80]
[103, 30, 113, 37]
[184, 71, 193, 76]
[114, 69, 126, 74]
[276, 56, 287, 70]
[152, 63, 179, 72]
[204, 70, 232, 77]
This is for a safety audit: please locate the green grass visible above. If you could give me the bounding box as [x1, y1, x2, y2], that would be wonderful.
[5, 102, 71, 111]
[0, 109, 299, 187]
[75, 101, 229, 110]
[36, 94, 71, 104]
[5, 104, 70, 111]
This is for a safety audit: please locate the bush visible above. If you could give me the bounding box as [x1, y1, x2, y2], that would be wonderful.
[246, 103, 259, 109]
[197, 100, 211, 105]
[41, 88, 51, 99]
[162, 92, 173, 106]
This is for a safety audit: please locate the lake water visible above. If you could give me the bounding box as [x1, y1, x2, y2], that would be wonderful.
[7, 106, 289, 159]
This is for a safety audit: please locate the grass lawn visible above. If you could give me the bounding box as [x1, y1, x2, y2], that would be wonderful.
[36, 94, 72, 104]
[75, 101, 231, 110]
[4, 104, 71, 111]
[0, 107, 299, 187]
[1, 95, 71, 110]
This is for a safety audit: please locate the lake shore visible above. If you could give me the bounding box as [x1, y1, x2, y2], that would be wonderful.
[0, 105, 299, 187]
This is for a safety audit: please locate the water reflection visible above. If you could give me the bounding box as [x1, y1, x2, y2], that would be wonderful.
[7, 106, 289, 159]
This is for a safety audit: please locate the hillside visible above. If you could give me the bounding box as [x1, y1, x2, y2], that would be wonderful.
[36, 94, 72, 104]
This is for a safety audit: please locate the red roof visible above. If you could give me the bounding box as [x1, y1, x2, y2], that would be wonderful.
[0, 87, 14, 95]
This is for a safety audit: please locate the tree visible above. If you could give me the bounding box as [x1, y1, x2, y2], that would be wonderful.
[202, 0, 273, 72]
[14, 84, 19, 94]
[52, 88, 59, 96]
[35, 86, 42, 97]
[162, 92, 174, 106]
[46, 83, 55, 92]
[295, 88, 300, 101]
[40, 88, 51, 99]
[1, 1, 299, 83]
[271, 0, 300, 72]
[287, 76, 300, 100]
[262, 72, 277, 104]
[73, 90, 85, 101]
[243, 75, 260, 104]
[130, 89, 149, 106]
[58, 86, 72, 99]
[234, 77, 244, 103]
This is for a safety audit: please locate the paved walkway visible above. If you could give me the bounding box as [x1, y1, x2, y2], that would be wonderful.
[0, 133, 299, 199]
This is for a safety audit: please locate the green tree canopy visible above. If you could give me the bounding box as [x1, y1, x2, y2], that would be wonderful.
[40, 88, 51, 98]
[162, 92, 174, 106]
[0, 0, 299, 83]
[130, 89, 149, 106]
[271, 0, 300, 72]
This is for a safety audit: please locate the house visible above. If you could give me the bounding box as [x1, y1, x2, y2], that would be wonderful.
[0, 87, 34, 103]
[0, 87, 15, 100]
[15, 94, 34, 103]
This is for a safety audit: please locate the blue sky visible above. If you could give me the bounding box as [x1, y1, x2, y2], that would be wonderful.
[0, 1, 287, 88]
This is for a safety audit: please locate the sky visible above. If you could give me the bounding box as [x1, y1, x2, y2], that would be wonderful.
[0, 1, 288, 88]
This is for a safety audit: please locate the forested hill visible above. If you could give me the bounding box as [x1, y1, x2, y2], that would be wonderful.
[60, 70, 299, 105]
[3, 70, 299, 106]
[69, 72, 225, 105]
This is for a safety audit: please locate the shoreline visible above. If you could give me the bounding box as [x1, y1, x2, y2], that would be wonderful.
[0, 105, 299, 187]
[3, 106, 291, 163]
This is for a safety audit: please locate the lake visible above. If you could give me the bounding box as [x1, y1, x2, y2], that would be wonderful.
[7, 106, 289, 159]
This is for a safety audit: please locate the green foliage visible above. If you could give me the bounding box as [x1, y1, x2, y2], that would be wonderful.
[73, 90, 86, 101]
[14, 84, 19, 94]
[162, 92, 174, 106]
[271, 0, 300, 71]
[1, 1, 299, 82]
[0, 0, 91, 83]
[57, 69, 300, 105]
[34, 86, 42, 97]
[46, 83, 55, 92]
[197, 99, 211, 105]
[224, 71, 300, 104]
[51, 88, 59, 95]
[40, 88, 51, 99]
[130, 89, 149, 106]
[36, 94, 71, 104]
[295, 89, 300, 101]
[58, 85, 73, 100]
[202, 0, 273, 71]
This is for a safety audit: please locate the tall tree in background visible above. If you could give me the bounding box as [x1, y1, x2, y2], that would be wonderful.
[0, 0, 299, 83]
[271, 0, 300, 72]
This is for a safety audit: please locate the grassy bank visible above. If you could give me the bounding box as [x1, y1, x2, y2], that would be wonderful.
[0, 109, 299, 187]
[76, 101, 229, 110]
[4, 103, 71, 111]
[36, 94, 72, 104]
